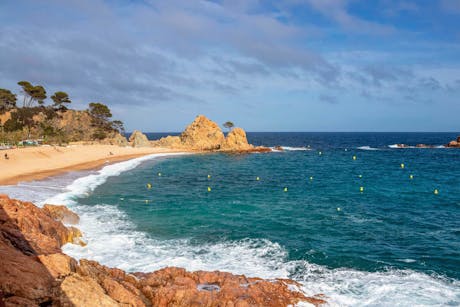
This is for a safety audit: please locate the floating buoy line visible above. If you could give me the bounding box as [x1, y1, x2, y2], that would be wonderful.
[140, 154, 441, 208]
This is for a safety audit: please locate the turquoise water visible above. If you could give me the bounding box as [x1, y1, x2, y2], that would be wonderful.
[81, 144, 460, 279]
[5, 133, 458, 305]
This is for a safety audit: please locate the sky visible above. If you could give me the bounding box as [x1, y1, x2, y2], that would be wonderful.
[0, 0, 459, 132]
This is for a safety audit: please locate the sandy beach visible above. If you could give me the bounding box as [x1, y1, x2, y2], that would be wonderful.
[0, 145, 185, 185]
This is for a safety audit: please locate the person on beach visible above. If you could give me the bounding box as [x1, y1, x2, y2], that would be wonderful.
[4, 153, 9, 160]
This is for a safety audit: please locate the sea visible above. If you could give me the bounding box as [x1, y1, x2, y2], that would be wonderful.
[1, 132, 459, 306]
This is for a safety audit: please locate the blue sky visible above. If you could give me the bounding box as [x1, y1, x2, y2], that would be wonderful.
[1, 0, 459, 131]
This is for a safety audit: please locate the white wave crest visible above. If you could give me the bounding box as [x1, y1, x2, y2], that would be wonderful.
[270, 146, 312, 152]
[357, 146, 379, 151]
[388, 144, 446, 149]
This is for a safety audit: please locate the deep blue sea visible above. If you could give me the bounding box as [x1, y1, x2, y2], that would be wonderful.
[2, 132, 459, 306]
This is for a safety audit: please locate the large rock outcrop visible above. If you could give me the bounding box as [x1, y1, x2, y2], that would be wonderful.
[0, 194, 326, 306]
[129, 130, 150, 148]
[221, 127, 253, 151]
[152, 115, 269, 152]
[179, 115, 225, 150]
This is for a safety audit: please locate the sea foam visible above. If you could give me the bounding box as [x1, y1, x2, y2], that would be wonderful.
[357, 146, 379, 151]
[270, 146, 312, 152]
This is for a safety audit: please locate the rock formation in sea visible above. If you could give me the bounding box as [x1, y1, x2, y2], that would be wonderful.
[129, 130, 150, 148]
[152, 115, 270, 152]
[0, 194, 326, 306]
[446, 136, 460, 148]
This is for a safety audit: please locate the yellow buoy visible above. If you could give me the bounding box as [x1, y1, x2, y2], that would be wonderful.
[158, 172, 162, 176]
[284, 187, 288, 192]
[409, 174, 414, 180]
[353, 155, 357, 160]
[256, 176, 260, 181]
[208, 174, 211, 179]
[400, 163, 405, 169]
[146, 183, 152, 189]
[207, 187, 211, 192]
[434, 189, 439, 195]
[360, 186, 364, 193]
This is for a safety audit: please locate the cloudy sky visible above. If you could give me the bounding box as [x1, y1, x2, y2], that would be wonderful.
[1, 0, 459, 131]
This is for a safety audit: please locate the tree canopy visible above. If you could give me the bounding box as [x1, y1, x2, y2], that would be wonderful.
[17, 81, 47, 107]
[51, 91, 71, 110]
[223, 121, 234, 131]
[0, 88, 17, 112]
[88, 102, 113, 129]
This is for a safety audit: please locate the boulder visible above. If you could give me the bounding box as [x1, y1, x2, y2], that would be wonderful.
[151, 135, 182, 148]
[107, 133, 128, 146]
[59, 274, 119, 307]
[43, 204, 80, 225]
[221, 127, 253, 151]
[179, 115, 225, 150]
[129, 130, 150, 148]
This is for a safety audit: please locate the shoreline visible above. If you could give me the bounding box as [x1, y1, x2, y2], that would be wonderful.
[0, 145, 189, 186]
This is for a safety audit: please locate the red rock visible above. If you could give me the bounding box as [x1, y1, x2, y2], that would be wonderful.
[43, 204, 80, 225]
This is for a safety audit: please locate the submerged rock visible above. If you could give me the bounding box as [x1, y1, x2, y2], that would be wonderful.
[0, 195, 326, 306]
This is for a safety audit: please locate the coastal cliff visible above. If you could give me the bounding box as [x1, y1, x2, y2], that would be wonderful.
[151, 115, 270, 153]
[0, 195, 325, 306]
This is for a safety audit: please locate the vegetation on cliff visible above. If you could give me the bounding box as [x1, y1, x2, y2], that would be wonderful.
[0, 82, 125, 145]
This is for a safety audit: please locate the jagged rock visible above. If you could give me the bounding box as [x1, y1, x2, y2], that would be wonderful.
[0, 195, 325, 306]
[129, 130, 150, 148]
[43, 204, 80, 225]
[179, 115, 225, 150]
[0, 195, 82, 254]
[221, 127, 253, 151]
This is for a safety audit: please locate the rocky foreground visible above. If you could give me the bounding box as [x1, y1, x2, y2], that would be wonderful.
[0, 195, 325, 306]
